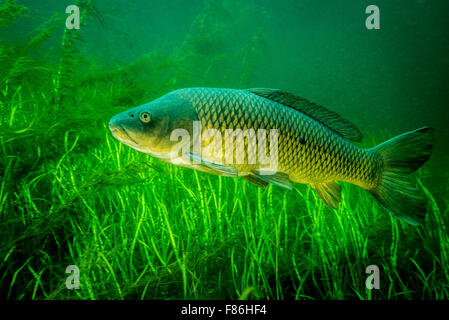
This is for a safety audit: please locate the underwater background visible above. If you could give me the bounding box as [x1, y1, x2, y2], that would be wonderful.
[1, 0, 448, 299]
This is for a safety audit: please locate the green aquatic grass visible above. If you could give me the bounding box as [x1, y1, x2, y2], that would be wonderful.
[1, 119, 448, 299]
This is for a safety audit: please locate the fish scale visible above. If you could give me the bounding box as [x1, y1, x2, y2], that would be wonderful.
[173, 87, 379, 189]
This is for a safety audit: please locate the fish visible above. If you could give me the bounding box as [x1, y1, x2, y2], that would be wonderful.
[109, 87, 434, 225]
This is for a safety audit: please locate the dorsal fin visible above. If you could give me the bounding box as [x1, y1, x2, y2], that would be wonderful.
[248, 88, 362, 142]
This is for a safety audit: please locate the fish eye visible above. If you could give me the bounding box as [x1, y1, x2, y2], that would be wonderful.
[140, 112, 151, 123]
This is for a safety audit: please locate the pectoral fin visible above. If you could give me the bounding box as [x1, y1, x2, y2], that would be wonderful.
[188, 153, 238, 177]
[311, 181, 341, 209]
[252, 170, 292, 190]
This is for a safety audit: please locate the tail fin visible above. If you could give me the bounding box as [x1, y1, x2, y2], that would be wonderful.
[369, 127, 435, 225]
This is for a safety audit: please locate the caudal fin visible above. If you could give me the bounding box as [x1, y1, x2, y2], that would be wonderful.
[369, 127, 435, 225]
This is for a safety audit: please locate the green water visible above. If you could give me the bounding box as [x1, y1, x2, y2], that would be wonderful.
[0, 0, 448, 299]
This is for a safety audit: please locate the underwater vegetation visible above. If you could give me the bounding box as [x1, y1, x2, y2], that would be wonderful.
[0, 0, 448, 300]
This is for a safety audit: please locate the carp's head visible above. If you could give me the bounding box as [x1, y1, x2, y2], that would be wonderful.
[108, 92, 194, 159]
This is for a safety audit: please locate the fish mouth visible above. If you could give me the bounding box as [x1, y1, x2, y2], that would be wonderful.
[109, 124, 139, 145]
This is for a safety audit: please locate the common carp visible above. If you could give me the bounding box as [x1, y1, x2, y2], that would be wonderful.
[109, 88, 434, 225]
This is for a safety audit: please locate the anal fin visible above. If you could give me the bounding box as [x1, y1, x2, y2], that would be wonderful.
[311, 181, 341, 209]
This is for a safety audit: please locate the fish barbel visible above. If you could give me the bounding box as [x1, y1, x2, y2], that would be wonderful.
[109, 88, 434, 225]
